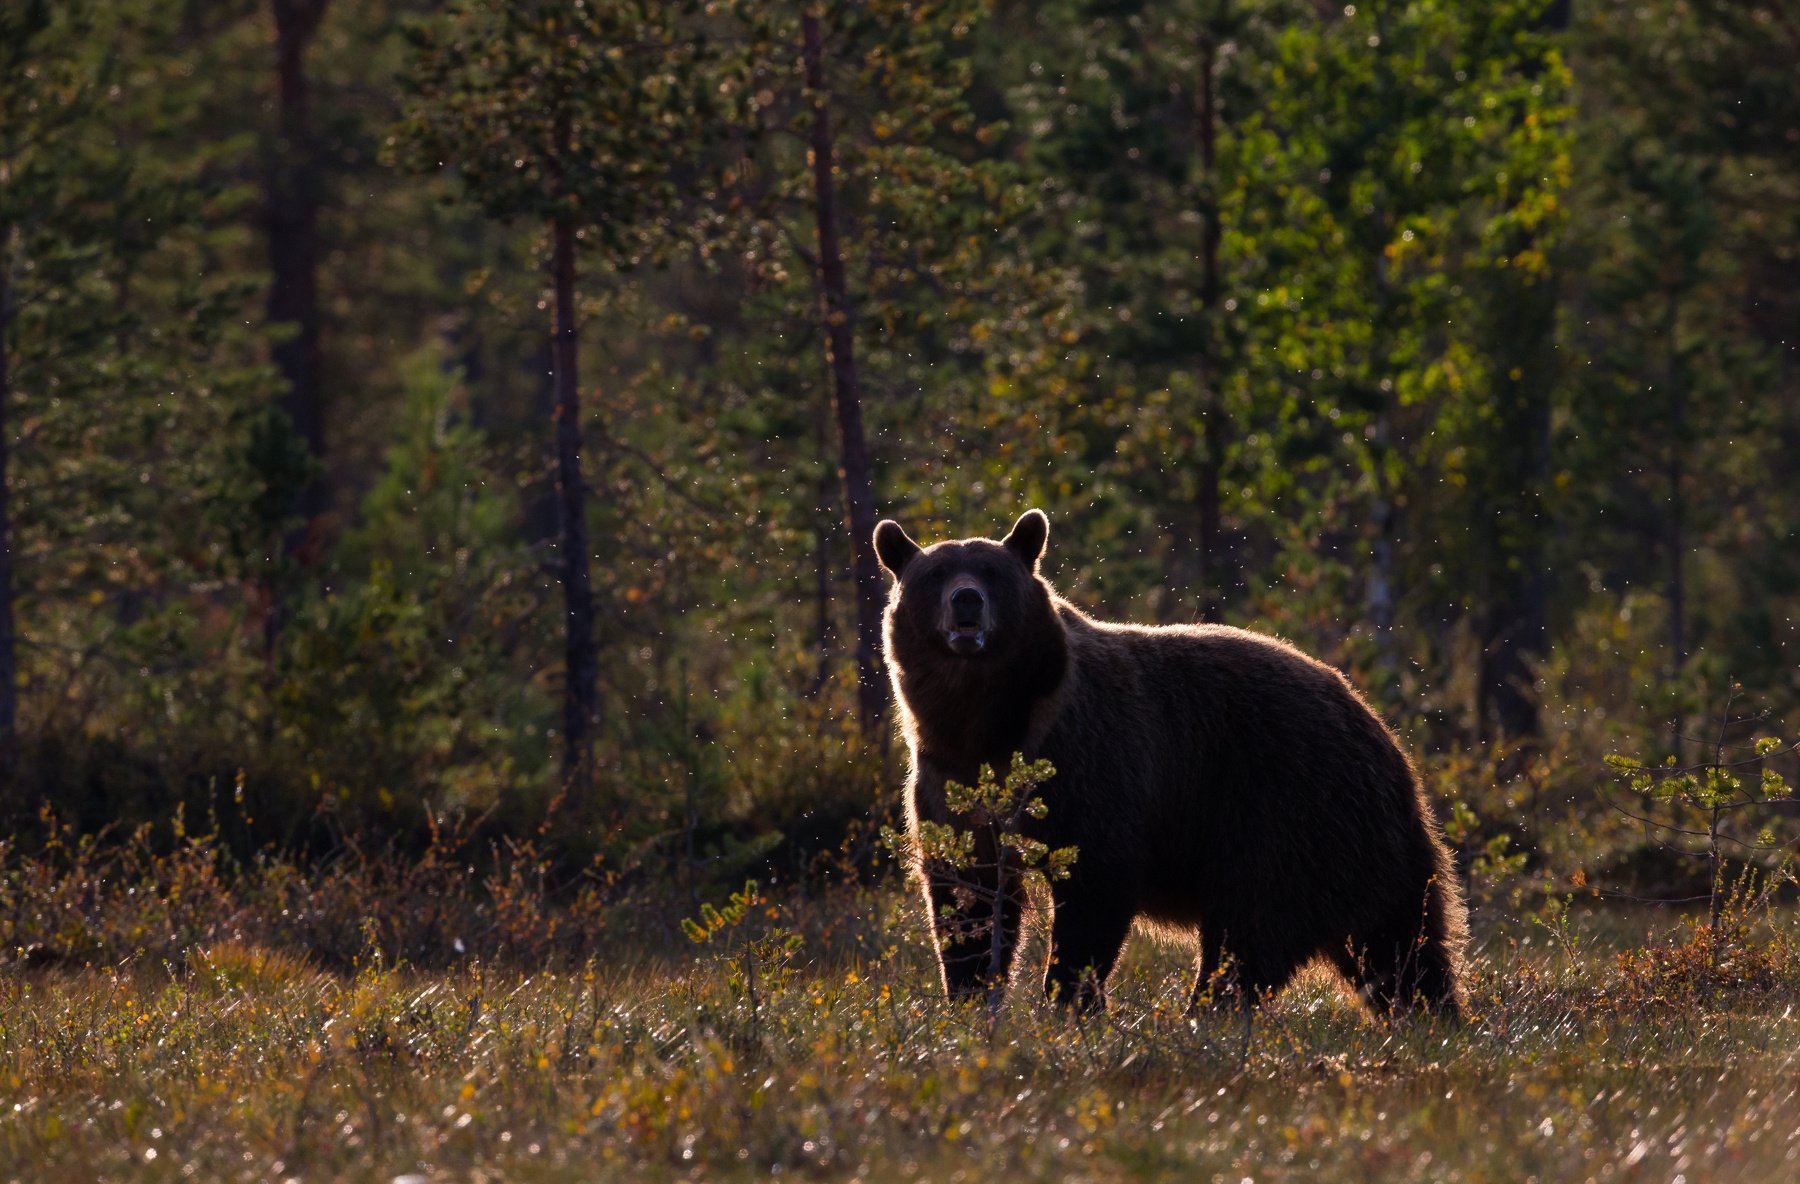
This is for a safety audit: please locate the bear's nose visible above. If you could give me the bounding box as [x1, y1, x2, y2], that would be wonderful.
[950, 587, 985, 626]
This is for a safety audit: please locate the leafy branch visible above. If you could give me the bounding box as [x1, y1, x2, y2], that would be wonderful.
[682, 880, 803, 1049]
[884, 754, 1075, 1027]
[1604, 683, 1799, 946]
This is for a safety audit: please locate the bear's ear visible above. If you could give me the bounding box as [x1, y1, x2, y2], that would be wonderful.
[874, 519, 921, 577]
[1002, 509, 1049, 572]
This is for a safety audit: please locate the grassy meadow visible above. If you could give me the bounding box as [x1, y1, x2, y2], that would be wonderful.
[4, 867, 1799, 1183]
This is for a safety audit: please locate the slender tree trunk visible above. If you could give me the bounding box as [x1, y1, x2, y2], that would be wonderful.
[1475, 5, 1569, 739]
[264, 0, 330, 654]
[1365, 318, 1399, 686]
[551, 208, 599, 782]
[808, 463, 837, 698]
[1193, 26, 1227, 624]
[1196, 28, 1221, 315]
[1478, 523, 1549, 741]
[808, 514, 835, 697]
[0, 256, 17, 774]
[1367, 229, 1399, 686]
[1665, 287, 1686, 671]
[1363, 9, 1400, 688]
[807, 381, 837, 697]
[1476, 254, 1556, 741]
[1366, 415, 1398, 673]
[802, 11, 887, 734]
[268, 0, 329, 517]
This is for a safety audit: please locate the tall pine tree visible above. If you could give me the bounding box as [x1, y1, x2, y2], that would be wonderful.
[396, 0, 722, 785]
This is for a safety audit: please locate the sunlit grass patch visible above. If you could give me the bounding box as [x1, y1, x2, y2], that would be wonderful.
[2, 891, 1798, 1182]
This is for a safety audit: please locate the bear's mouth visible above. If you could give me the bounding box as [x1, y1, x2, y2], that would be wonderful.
[945, 624, 987, 655]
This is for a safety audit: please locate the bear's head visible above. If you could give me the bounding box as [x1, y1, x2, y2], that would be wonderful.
[874, 510, 1052, 663]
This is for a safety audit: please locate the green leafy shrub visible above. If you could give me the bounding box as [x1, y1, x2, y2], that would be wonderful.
[883, 754, 1075, 1022]
[1603, 685, 1799, 941]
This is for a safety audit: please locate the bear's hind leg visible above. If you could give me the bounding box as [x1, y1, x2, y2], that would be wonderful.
[1333, 925, 1462, 1020]
[1044, 889, 1134, 1013]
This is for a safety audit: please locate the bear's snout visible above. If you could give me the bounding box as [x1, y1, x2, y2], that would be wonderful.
[943, 582, 989, 654]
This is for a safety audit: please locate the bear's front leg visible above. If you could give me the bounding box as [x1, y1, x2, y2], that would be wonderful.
[1044, 881, 1134, 1013]
[923, 863, 1024, 1000]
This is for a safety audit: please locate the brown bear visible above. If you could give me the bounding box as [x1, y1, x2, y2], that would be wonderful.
[874, 509, 1467, 1018]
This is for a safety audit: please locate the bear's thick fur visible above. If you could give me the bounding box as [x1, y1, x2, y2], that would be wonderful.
[875, 509, 1467, 1018]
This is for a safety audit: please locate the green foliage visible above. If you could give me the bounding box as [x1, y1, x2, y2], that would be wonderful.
[2, 0, 1798, 934]
[1602, 732, 1796, 814]
[897, 754, 1077, 889]
[1443, 795, 1528, 896]
[697, 0, 1074, 578]
[883, 754, 1074, 1020]
[681, 879, 804, 1048]
[339, 346, 521, 583]
[1603, 685, 1799, 939]
[298, 347, 548, 822]
[393, 0, 723, 253]
[1, 0, 278, 693]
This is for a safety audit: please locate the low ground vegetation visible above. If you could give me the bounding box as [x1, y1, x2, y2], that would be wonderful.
[3, 838, 1799, 1182]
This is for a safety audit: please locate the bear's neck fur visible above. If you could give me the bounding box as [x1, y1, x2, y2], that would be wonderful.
[895, 588, 1073, 772]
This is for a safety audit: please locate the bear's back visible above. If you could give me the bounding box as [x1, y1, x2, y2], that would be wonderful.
[1053, 610, 1386, 763]
[1039, 609, 1428, 928]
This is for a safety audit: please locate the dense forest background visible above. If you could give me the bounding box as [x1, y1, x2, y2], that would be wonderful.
[2, 0, 1796, 904]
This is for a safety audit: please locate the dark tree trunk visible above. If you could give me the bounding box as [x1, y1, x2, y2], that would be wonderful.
[263, 0, 330, 656]
[1366, 417, 1398, 672]
[1477, 9, 1568, 740]
[808, 505, 836, 698]
[802, 12, 887, 734]
[1665, 287, 1686, 671]
[1476, 339, 1551, 739]
[551, 208, 599, 782]
[1474, 236, 1557, 741]
[1368, 237, 1396, 683]
[0, 260, 16, 774]
[1363, 8, 1400, 687]
[1194, 25, 1227, 624]
[1481, 599, 1546, 740]
[808, 390, 838, 699]
[1195, 413, 1224, 622]
[1477, 492, 1550, 741]
[267, 0, 329, 519]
